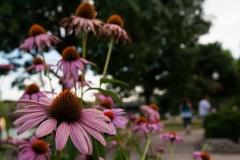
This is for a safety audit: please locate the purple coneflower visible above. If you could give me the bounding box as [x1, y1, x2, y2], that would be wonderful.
[141, 120, 164, 133]
[16, 83, 52, 109]
[99, 14, 131, 45]
[64, 74, 92, 89]
[159, 131, 183, 144]
[95, 99, 113, 110]
[98, 94, 114, 105]
[19, 24, 60, 53]
[192, 151, 210, 160]
[140, 104, 160, 122]
[56, 46, 95, 83]
[131, 116, 148, 134]
[155, 146, 167, 153]
[103, 109, 128, 134]
[0, 64, 15, 70]
[14, 90, 113, 154]
[18, 136, 51, 160]
[26, 57, 52, 72]
[60, 2, 103, 35]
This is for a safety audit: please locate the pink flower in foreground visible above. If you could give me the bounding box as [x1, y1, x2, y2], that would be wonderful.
[60, 2, 103, 35]
[0, 64, 15, 70]
[18, 136, 51, 160]
[64, 74, 92, 89]
[56, 46, 95, 83]
[155, 146, 167, 153]
[19, 24, 60, 53]
[98, 94, 114, 105]
[103, 109, 128, 134]
[95, 99, 113, 110]
[140, 104, 160, 122]
[16, 83, 53, 109]
[14, 90, 113, 155]
[159, 131, 183, 144]
[192, 151, 210, 160]
[99, 15, 131, 45]
[26, 57, 52, 72]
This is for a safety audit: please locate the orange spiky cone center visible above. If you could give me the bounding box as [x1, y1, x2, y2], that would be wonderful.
[150, 103, 158, 111]
[29, 24, 46, 36]
[169, 131, 176, 136]
[50, 90, 82, 122]
[107, 14, 124, 28]
[25, 84, 40, 94]
[75, 2, 95, 19]
[201, 152, 210, 160]
[104, 111, 114, 121]
[136, 116, 147, 124]
[62, 47, 80, 61]
[100, 99, 113, 109]
[33, 57, 44, 65]
[31, 140, 48, 154]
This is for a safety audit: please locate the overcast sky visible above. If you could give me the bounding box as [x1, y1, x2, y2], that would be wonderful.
[1, 0, 240, 101]
[199, 0, 240, 58]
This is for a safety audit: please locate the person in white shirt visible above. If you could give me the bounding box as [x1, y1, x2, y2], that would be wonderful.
[198, 95, 211, 119]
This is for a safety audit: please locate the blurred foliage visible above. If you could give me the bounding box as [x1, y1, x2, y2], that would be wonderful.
[203, 109, 240, 142]
[1, 0, 240, 115]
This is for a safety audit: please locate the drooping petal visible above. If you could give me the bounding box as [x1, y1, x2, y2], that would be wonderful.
[109, 122, 116, 135]
[36, 119, 57, 138]
[81, 118, 112, 135]
[80, 122, 107, 146]
[16, 115, 47, 135]
[56, 122, 70, 151]
[69, 123, 88, 154]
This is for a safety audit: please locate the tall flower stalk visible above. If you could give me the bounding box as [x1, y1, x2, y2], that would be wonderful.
[141, 134, 151, 160]
[102, 35, 114, 78]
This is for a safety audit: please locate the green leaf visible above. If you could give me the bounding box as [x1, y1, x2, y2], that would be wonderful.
[100, 78, 128, 86]
[84, 88, 125, 108]
[128, 138, 143, 157]
[0, 144, 19, 152]
[0, 106, 9, 137]
[66, 139, 78, 160]
[92, 136, 105, 160]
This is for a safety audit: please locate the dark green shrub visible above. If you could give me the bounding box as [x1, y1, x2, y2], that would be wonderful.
[203, 109, 240, 142]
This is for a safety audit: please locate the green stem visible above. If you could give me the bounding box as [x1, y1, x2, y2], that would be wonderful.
[55, 150, 61, 160]
[40, 51, 54, 93]
[80, 73, 84, 106]
[82, 31, 87, 59]
[102, 35, 114, 78]
[116, 133, 128, 160]
[170, 143, 174, 160]
[141, 134, 151, 160]
[201, 140, 212, 152]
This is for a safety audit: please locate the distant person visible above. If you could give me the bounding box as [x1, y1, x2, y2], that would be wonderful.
[179, 97, 193, 135]
[198, 95, 211, 121]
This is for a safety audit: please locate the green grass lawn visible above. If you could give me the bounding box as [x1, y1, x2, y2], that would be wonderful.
[162, 119, 202, 132]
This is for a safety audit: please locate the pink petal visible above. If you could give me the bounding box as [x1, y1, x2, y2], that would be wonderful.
[81, 118, 112, 135]
[113, 118, 126, 129]
[71, 61, 79, 81]
[36, 119, 57, 138]
[56, 122, 70, 151]
[69, 123, 88, 154]
[109, 122, 116, 135]
[17, 115, 47, 135]
[14, 112, 47, 125]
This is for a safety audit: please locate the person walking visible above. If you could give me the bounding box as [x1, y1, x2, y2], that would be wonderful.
[198, 95, 211, 123]
[179, 97, 193, 135]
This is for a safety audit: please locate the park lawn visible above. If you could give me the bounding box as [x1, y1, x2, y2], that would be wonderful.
[162, 119, 202, 132]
